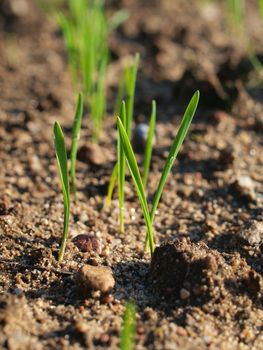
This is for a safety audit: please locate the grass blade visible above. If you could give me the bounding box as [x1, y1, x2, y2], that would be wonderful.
[260, 0, 263, 21]
[106, 53, 140, 207]
[142, 100, 156, 187]
[106, 163, 118, 208]
[117, 117, 155, 255]
[120, 300, 137, 350]
[150, 90, 200, 223]
[118, 102, 127, 232]
[70, 93, 84, 202]
[53, 121, 70, 262]
[125, 53, 140, 138]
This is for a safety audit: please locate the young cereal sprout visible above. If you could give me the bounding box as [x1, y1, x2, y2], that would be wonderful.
[142, 100, 156, 187]
[118, 102, 127, 233]
[53, 122, 70, 262]
[120, 300, 137, 350]
[57, 0, 127, 141]
[117, 91, 200, 256]
[70, 92, 84, 202]
[53, 92, 83, 261]
[106, 53, 140, 209]
[226, 0, 262, 71]
[259, 0, 263, 21]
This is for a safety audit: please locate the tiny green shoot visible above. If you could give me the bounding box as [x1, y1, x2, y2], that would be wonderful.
[117, 113, 155, 255]
[106, 54, 140, 208]
[142, 100, 156, 187]
[125, 53, 140, 138]
[120, 301, 137, 350]
[118, 91, 200, 254]
[227, 0, 245, 30]
[106, 163, 118, 208]
[149, 91, 200, 224]
[118, 102, 127, 233]
[259, 0, 263, 21]
[57, 0, 108, 141]
[70, 92, 84, 202]
[53, 121, 70, 262]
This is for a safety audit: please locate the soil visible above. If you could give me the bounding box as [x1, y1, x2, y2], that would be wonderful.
[0, 0, 263, 349]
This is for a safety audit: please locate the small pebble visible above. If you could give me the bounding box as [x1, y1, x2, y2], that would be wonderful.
[132, 123, 156, 153]
[73, 234, 102, 254]
[232, 175, 256, 201]
[78, 143, 106, 165]
[76, 264, 115, 294]
[180, 288, 190, 300]
[238, 220, 263, 246]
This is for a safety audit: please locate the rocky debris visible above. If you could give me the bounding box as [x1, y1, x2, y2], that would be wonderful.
[132, 123, 156, 153]
[0, 295, 42, 350]
[217, 146, 235, 169]
[73, 234, 102, 254]
[78, 143, 107, 166]
[0, 195, 13, 215]
[76, 265, 115, 294]
[150, 238, 263, 302]
[237, 220, 263, 246]
[231, 175, 256, 202]
[1, 0, 29, 18]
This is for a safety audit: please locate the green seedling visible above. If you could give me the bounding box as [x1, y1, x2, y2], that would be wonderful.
[120, 301, 137, 350]
[227, 0, 245, 30]
[118, 102, 127, 233]
[125, 53, 140, 138]
[106, 54, 140, 208]
[70, 93, 84, 202]
[226, 0, 262, 72]
[117, 113, 155, 254]
[118, 91, 200, 255]
[57, 1, 127, 141]
[142, 100, 156, 187]
[57, 0, 108, 141]
[53, 122, 70, 262]
[259, 0, 263, 21]
[106, 163, 118, 208]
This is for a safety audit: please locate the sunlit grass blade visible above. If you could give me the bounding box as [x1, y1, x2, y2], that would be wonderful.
[107, 54, 140, 207]
[227, 0, 245, 28]
[120, 300, 137, 350]
[259, 0, 263, 21]
[57, 0, 111, 141]
[90, 58, 107, 141]
[118, 102, 127, 232]
[114, 74, 126, 117]
[56, 12, 78, 88]
[53, 121, 70, 262]
[150, 90, 200, 223]
[70, 92, 84, 202]
[125, 53, 140, 138]
[106, 163, 118, 208]
[142, 100, 156, 187]
[117, 117, 155, 255]
[143, 91, 200, 250]
[108, 9, 129, 31]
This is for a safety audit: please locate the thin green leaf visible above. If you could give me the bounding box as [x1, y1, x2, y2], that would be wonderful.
[142, 100, 156, 187]
[120, 300, 137, 350]
[53, 121, 70, 262]
[259, 0, 263, 21]
[118, 102, 127, 233]
[106, 162, 118, 208]
[150, 90, 200, 223]
[126, 53, 140, 138]
[117, 117, 155, 255]
[108, 9, 129, 31]
[70, 92, 84, 202]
